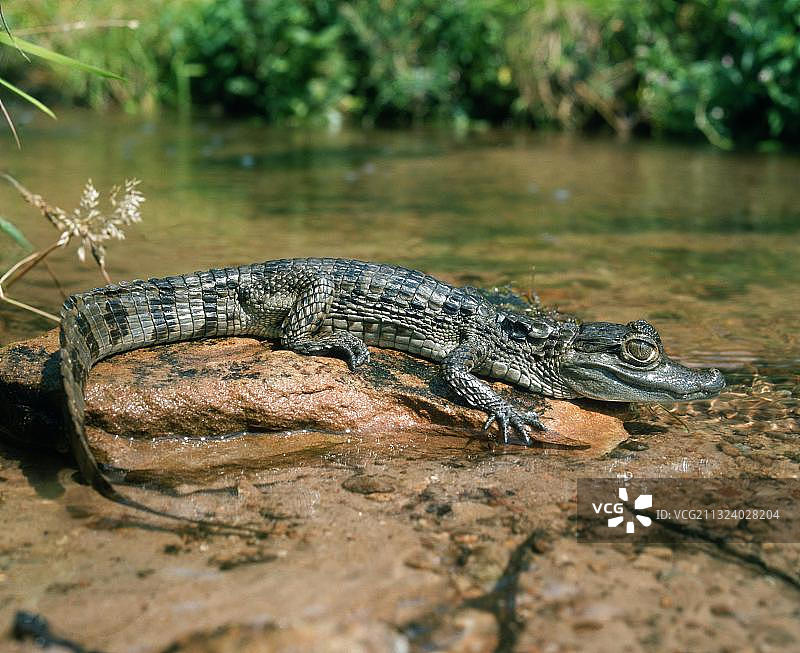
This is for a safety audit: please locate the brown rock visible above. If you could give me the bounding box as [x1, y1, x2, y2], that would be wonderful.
[0, 329, 630, 480]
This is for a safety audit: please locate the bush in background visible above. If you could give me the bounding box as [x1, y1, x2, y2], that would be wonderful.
[507, 1, 638, 134]
[3, 0, 800, 147]
[509, 0, 800, 148]
[629, 0, 800, 148]
[341, 0, 518, 125]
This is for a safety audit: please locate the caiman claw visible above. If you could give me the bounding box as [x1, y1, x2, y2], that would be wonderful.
[290, 331, 370, 372]
[343, 341, 370, 371]
[482, 405, 546, 446]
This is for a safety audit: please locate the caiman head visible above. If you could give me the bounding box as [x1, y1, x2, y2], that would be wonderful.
[559, 319, 725, 402]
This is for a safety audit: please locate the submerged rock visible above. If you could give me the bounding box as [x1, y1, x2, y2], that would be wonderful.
[0, 329, 629, 479]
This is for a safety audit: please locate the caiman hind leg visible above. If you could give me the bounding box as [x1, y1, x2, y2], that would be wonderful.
[280, 272, 369, 371]
[441, 338, 545, 445]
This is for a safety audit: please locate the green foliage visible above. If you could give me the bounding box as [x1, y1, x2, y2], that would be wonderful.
[341, 0, 520, 124]
[0, 1, 182, 111]
[629, 0, 800, 147]
[507, 1, 638, 133]
[0, 18, 120, 144]
[0, 76, 55, 118]
[162, 0, 352, 122]
[3, 0, 800, 146]
[148, 0, 522, 125]
[0, 215, 33, 251]
[1, 0, 522, 126]
[509, 0, 800, 147]
[0, 31, 122, 79]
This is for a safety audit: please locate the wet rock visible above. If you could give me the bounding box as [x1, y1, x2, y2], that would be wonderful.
[529, 529, 554, 554]
[709, 603, 735, 618]
[448, 609, 499, 653]
[0, 329, 630, 473]
[208, 546, 279, 571]
[0, 331, 66, 451]
[405, 608, 498, 653]
[572, 601, 621, 630]
[717, 441, 742, 457]
[426, 502, 453, 517]
[420, 482, 449, 503]
[404, 549, 443, 572]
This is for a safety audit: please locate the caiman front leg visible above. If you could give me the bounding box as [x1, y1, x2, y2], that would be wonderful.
[441, 337, 545, 445]
[280, 272, 369, 371]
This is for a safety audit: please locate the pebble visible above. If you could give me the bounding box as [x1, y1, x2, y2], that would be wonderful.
[341, 474, 395, 494]
[404, 549, 442, 572]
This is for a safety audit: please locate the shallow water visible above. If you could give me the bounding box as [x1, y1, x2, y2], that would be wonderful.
[2, 110, 797, 418]
[2, 111, 800, 653]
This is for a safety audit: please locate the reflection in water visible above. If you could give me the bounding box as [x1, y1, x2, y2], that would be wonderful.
[0, 110, 797, 442]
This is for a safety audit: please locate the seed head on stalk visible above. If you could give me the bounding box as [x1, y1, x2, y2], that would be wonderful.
[0, 173, 145, 321]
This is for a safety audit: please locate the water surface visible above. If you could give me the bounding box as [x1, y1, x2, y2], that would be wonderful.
[2, 110, 800, 653]
[1, 109, 797, 439]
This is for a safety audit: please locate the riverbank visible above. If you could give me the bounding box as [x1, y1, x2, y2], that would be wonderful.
[3, 1, 799, 148]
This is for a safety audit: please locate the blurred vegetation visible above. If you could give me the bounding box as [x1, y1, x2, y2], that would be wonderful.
[2, 0, 800, 147]
[625, 0, 800, 149]
[0, 2, 121, 147]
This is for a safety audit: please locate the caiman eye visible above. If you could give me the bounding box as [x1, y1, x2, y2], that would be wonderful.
[622, 338, 659, 366]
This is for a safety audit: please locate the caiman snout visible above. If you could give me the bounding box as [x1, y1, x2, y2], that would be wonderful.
[661, 363, 725, 401]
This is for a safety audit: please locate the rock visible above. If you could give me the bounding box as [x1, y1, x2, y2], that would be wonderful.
[0, 329, 66, 451]
[0, 329, 630, 479]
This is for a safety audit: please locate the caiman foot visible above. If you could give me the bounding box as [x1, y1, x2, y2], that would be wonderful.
[288, 332, 370, 372]
[482, 405, 546, 446]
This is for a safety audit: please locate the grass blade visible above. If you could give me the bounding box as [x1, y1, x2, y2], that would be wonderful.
[0, 96, 20, 148]
[0, 76, 56, 118]
[0, 2, 29, 61]
[0, 33, 123, 80]
[0, 215, 34, 250]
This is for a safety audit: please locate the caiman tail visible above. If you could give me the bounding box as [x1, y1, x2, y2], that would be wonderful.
[58, 267, 250, 519]
[59, 297, 117, 500]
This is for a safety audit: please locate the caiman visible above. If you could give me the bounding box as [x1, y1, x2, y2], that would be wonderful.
[59, 258, 725, 510]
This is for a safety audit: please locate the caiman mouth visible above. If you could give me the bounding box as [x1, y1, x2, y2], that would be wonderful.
[615, 362, 724, 401]
[560, 357, 726, 403]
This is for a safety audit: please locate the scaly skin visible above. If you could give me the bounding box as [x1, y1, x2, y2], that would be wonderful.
[59, 258, 725, 506]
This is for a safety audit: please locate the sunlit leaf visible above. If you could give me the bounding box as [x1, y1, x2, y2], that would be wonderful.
[0, 33, 123, 80]
[0, 2, 29, 61]
[0, 76, 56, 118]
[0, 215, 34, 250]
